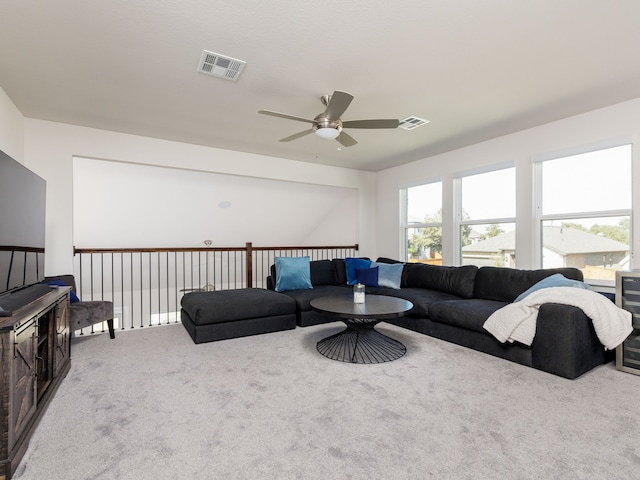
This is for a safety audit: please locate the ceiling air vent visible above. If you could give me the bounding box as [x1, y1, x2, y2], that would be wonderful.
[197, 50, 246, 81]
[399, 116, 430, 130]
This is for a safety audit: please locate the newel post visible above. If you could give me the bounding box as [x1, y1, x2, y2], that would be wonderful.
[246, 242, 253, 288]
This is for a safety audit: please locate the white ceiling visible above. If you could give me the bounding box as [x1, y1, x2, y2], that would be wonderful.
[2, 1, 640, 172]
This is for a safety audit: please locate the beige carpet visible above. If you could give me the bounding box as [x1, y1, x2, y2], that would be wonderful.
[14, 322, 640, 480]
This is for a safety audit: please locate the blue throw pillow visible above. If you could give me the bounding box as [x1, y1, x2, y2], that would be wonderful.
[344, 258, 372, 285]
[275, 256, 313, 292]
[371, 261, 403, 289]
[47, 279, 81, 303]
[514, 273, 590, 302]
[356, 266, 379, 287]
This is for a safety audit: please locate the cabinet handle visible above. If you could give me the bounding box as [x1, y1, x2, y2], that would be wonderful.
[35, 355, 43, 377]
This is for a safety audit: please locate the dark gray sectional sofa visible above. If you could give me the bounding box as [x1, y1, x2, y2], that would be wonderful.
[266, 258, 613, 379]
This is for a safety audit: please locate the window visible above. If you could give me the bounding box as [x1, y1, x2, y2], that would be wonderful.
[456, 167, 516, 267]
[536, 143, 632, 283]
[403, 182, 442, 264]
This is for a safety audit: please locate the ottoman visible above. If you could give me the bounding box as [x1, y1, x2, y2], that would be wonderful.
[180, 288, 297, 344]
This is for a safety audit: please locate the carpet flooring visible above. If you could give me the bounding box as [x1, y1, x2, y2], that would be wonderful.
[13, 322, 640, 480]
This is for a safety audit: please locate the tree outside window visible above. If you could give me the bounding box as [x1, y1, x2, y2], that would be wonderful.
[405, 182, 442, 263]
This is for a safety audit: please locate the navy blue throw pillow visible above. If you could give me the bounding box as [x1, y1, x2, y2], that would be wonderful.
[345, 258, 372, 285]
[356, 266, 379, 287]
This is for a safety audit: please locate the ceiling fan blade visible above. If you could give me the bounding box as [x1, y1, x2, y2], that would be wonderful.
[279, 129, 314, 142]
[323, 91, 354, 120]
[336, 131, 358, 147]
[341, 119, 400, 129]
[258, 110, 315, 124]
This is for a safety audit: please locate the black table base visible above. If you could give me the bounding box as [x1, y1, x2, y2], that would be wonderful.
[316, 319, 406, 364]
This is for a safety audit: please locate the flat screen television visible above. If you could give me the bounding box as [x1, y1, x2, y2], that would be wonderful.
[0, 149, 47, 311]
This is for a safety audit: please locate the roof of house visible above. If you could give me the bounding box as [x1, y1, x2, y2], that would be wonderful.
[462, 226, 629, 255]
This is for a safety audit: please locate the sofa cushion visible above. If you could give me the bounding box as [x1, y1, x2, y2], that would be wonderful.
[279, 285, 351, 311]
[371, 261, 403, 289]
[473, 266, 584, 302]
[332, 259, 348, 285]
[274, 256, 313, 292]
[310, 259, 337, 286]
[366, 287, 462, 317]
[428, 299, 508, 334]
[402, 263, 478, 299]
[181, 288, 296, 325]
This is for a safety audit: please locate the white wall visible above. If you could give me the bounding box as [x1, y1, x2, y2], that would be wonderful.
[72, 156, 358, 248]
[376, 98, 640, 269]
[23, 119, 376, 275]
[0, 86, 24, 162]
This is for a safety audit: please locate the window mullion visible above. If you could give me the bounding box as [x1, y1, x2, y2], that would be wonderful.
[540, 209, 631, 222]
[460, 217, 516, 227]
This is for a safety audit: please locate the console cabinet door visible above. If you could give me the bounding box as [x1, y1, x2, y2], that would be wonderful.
[53, 296, 70, 377]
[10, 319, 37, 449]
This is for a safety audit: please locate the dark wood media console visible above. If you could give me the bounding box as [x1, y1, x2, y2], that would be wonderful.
[0, 286, 71, 480]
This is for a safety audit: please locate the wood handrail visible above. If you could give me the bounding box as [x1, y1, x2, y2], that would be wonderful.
[74, 242, 359, 290]
[0, 245, 45, 253]
[73, 244, 359, 254]
[73, 246, 246, 254]
[248, 244, 359, 251]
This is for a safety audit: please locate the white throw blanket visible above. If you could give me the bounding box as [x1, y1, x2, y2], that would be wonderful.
[483, 287, 632, 350]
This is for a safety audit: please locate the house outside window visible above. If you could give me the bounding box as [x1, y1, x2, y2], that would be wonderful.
[535, 142, 632, 283]
[403, 182, 442, 264]
[456, 166, 516, 267]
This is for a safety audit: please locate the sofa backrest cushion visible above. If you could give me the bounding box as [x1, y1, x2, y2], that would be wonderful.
[332, 258, 370, 285]
[401, 263, 478, 299]
[310, 259, 338, 286]
[270, 259, 339, 287]
[473, 266, 584, 302]
[332, 259, 348, 285]
[270, 257, 370, 288]
[375, 257, 404, 264]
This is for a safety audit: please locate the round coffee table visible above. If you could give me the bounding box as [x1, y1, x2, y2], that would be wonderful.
[310, 294, 413, 364]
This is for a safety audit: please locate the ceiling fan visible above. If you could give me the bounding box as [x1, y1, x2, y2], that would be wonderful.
[258, 90, 399, 147]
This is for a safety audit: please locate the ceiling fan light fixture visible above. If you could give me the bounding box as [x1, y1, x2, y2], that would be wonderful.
[259, 90, 393, 147]
[315, 127, 341, 140]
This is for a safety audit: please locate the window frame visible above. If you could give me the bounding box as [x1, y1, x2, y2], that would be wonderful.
[454, 163, 516, 266]
[532, 138, 633, 285]
[401, 179, 443, 262]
